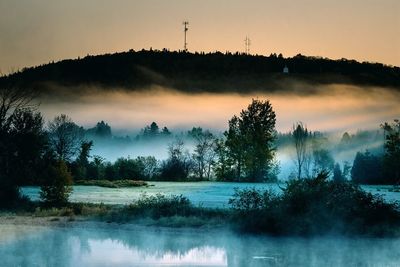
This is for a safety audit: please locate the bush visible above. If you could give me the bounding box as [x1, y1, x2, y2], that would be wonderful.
[40, 160, 73, 207]
[75, 179, 148, 188]
[101, 194, 228, 227]
[230, 172, 400, 236]
[125, 194, 194, 219]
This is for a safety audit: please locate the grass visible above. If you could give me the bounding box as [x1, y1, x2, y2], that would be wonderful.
[74, 179, 149, 188]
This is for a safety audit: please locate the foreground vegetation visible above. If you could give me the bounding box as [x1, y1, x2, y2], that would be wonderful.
[3, 173, 400, 236]
[230, 172, 400, 236]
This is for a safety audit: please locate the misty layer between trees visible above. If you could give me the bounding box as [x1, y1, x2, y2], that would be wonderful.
[1, 82, 399, 206]
[1, 80, 400, 236]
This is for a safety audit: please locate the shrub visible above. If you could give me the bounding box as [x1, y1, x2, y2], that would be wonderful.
[40, 160, 73, 207]
[125, 194, 193, 219]
[75, 179, 148, 188]
[230, 171, 400, 235]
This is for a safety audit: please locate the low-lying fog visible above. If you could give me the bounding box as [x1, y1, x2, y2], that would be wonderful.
[38, 84, 400, 133]
[35, 83, 399, 179]
[1, 224, 400, 267]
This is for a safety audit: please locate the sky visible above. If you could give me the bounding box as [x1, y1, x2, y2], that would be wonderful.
[0, 0, 399, 73]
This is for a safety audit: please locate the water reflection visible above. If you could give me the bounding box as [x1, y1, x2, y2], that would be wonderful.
[1, 224, 400, 266]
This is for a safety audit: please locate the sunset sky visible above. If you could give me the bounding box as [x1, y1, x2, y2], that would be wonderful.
[0, 0, 399, 73]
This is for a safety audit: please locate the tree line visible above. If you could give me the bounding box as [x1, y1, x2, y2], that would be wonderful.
[1, 49, 399, 93]
[1, 84, 399, 208]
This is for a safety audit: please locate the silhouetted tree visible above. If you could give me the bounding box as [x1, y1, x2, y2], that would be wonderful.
[161, 127, 171, 136]
[351, 151, 383, 184]
[8, 108, 48, 185]
[136, 156, 158, 180]
[224, 116, 245, 180]
[192, 130, 216, 180]
[213, 138, 235, 181]
[225, 99, 277, 182]
[143, 122, 160, 138]
[333, 163, 344, 182]
[86, 121, 112, 139]
[292, 122, 309, 179]
[160, 139, 193, 181]
[381, 119, 400, 184]
[0, 84, 39, 207]
[73, 141, 93, 180]
[312, 148, 334, 176]
[48, 114, 84, 161]
[40, 160, 73, 207]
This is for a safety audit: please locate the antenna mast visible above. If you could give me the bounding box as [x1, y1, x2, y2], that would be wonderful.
[244, 36, 251, 55]
[183, 21, 189, 52]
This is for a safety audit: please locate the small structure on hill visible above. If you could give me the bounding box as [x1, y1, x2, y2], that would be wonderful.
[283, 65, 289, 74]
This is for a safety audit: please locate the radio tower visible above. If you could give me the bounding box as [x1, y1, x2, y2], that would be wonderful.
[183, 21, 189, 52]
[244, 36, 251, 54]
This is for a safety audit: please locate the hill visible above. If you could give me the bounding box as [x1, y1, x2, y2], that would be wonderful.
[1, 49, 399, 93]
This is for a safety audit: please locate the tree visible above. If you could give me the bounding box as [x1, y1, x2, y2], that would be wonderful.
[86, 121, 112, 139]
[0, 84, 38, 207]
[225, 99, 277, 182]
[136, 156, 158, 180]
[292, 122, 309, 179]
[161, 127, 171, 136]
[224, 116, 245, 180]
[48, 114, 84, 161]
[143, 122, 160, 138]
[213, 138, 235, 181]
[160, 139, 193, 181]
[113, 157, 142, 179]
[40, 160, 73, 207]
[73, 141, 93, 180]
[312, 148, 334, 176]
[8, 108, 48, 185]
[191, 129, 216, 180]
[381, 119, 400, 184]
[333, 163, 343, 182]
[351, 151, 383, 184]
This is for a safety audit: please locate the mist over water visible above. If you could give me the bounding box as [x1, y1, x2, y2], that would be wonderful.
[34, 83, 399, 177]
[1, 224, 400, 267]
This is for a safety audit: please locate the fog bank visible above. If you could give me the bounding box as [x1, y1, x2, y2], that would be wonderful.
[37, 84, 400, 134]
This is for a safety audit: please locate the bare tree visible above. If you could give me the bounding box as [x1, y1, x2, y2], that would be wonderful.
[292, 122, 309, 179]
[48, 114, 84, 161]
[0, 85, 36, 131]
[0, 84, 37, 205]
[192, 130, 216, 180]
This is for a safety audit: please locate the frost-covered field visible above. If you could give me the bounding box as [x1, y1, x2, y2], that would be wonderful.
[21, 182, 400, 208]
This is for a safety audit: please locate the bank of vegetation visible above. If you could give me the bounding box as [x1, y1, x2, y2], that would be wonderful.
[4, 171, 400, 236]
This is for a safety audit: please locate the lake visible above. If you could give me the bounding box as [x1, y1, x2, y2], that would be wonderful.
[1, 223, 400, 267]
[21, 182, 400, 208]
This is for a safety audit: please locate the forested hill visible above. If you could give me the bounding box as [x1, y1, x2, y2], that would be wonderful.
[1, 49, 399, 93]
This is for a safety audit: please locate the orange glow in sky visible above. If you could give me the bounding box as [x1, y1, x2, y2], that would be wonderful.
[0, 0, 399, 73]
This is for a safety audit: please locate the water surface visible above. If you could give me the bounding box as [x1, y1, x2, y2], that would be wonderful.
[1, 224, 400, 267]
[21, 182, 400, 208]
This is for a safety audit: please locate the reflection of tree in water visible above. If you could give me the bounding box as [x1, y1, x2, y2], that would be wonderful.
[0, 229, 74, 267]
[2, 226, 400, 266]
